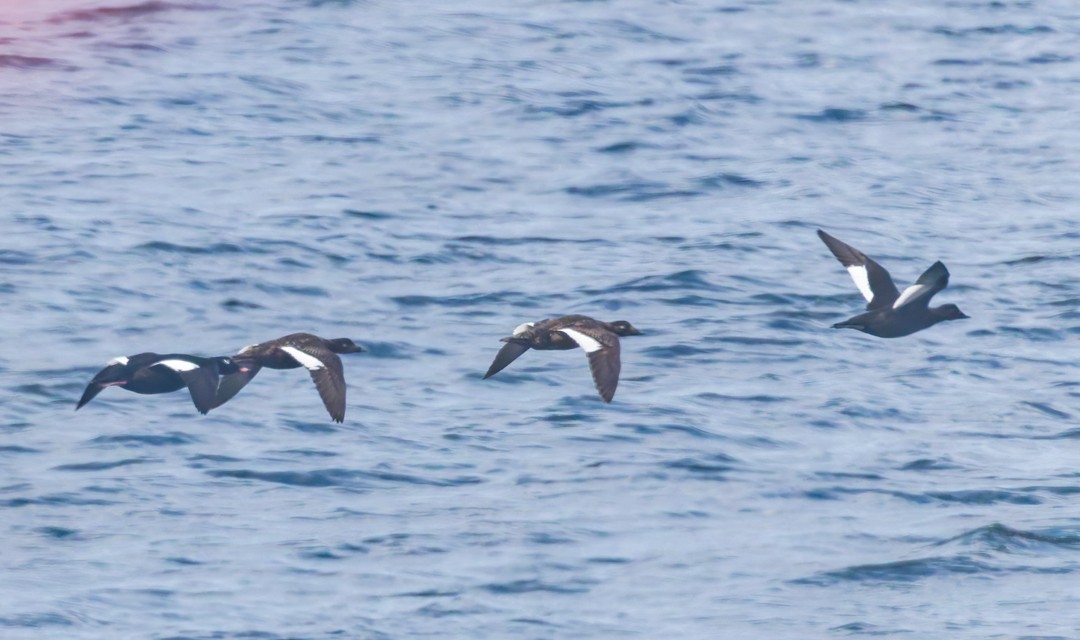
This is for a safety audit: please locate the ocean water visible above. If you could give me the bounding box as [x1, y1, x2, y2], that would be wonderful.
[3, 0, 1080, 637]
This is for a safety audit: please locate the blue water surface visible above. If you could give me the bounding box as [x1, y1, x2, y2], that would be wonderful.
[3, 0, 1080, 638]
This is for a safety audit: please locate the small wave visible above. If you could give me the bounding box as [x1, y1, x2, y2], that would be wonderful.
[253, 282, 328, 297]
[656, 295, 725, 307]
[661, 453, 738, 477]
[54, 457, 154, 472]
[1028, 53, 1073, 64]
[880, 101, 920, 112]
[800, 486, 1039, 506]
[814, 471, 882, 481]
[136, 241, 249, 255]
[453, 235, 609, 246]
[695, 392, 791, 403]
[683, 64, 739, 77]
[642, 344, 716, 358]
[704, 336, 803, 347]
[297, 546, 348, 561]
[343, 209, 394, 220]
[693, 172, 765, 189]
[932, 24, 1054, 38]
[37, 526, 81, 540]
[0, 55, 65, 70]
[794, 555, 997, 586]
[409, 245, 527, 265]
[605, 270, 717, 293]
[50, 1, 214, 24]
[565, 181, 700, 201]
[1, 493, 116, 508]
[936, 522, 1080, 553]
[207, 467, 484, 488]
[594, 141, 657, 154]
[283, 420, 338, 434]
[525, 99, 627, 118]
[391, 291, 531, 308]
[1021, 401, 1071, 419]
[0, 613, 75, 628]
[481, 578, 592, 595]
[221, 298, 263, 310]
[899, 457, 963, 471]
[997, 326, 1065, 341]
[90, 432, 199, 446]
[271, 448, 339, 458]
[925, 489, 1041, 506]
[103, 42, 166, 52]
[0, 250, 35, 265]
[208, 468, 359, 488]
[355, 342, 415, 360]
[795, 108, 868, 123]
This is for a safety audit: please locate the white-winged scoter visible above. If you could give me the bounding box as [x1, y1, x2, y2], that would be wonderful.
[818, 229, 968, 338]
[212, 333, 364, 423]
[76, 353, 247, 415]
[483, 315, 642, 403]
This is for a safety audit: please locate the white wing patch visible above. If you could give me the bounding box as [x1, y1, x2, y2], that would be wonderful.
[893, 284, 929, 309]
[559, 327, 603, 353]
[237, 344, 259, 354]
[512, 322, 535, 336]
[157, 359, 200, 372]
[846, 265, 874, 303]
[281, 345, 325, 370]
[106, 356, 129, 366]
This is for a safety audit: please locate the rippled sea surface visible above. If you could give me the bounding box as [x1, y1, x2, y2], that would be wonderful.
[4, 1, 1080, 637]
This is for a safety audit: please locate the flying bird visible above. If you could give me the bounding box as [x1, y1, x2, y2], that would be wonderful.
[818, 229, 968, 338]
[77, 353, 248, 414]
[483, 315, 642, 402]
[212, 333, 364, 423]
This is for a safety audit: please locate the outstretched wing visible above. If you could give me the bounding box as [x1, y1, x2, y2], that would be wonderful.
[818, 229, 900, 310]
[280, 345, 347, 423]
[76, 382, 105, 410]
[156, 358, 218, 415]
[75, 359, 130, 410]
[557, 326, 622, 403]
[892, 261, 950, 310]
[213, 367, 262, 409]
[483, 340, 531, 379]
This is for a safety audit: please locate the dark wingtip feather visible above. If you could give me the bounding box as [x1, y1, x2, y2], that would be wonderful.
[483, 341, 530, 379]
[585, 347, 621, 404]
[75, 384, 103, 411]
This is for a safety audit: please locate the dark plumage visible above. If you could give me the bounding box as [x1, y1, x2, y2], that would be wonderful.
[818, 229, 968, 338]
[76, 353, 247, 415]
[483, 315, 642, 402]
[212, 333, 364, 423]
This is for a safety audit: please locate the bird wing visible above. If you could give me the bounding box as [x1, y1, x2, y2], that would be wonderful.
[280, 345, 347, 423]
[155, 358, 218, 415]
[483, 340, 531, 379]
[818, 229, 900, 310]
[212, 366, 262, 408]
[557, 326, 622, 403]
[75, 382, 105, 410]
[892, 261, 950, 309]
